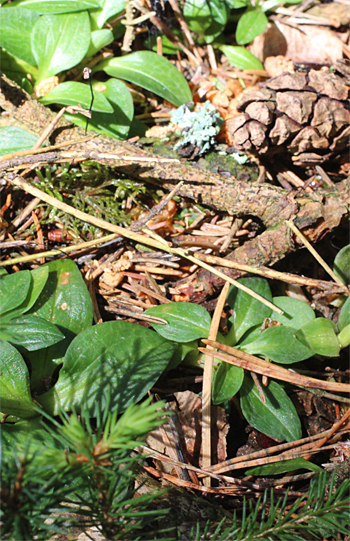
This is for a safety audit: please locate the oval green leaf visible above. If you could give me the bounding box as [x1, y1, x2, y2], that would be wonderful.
[39, 81, 113, 112]
[0, 315, 64, 351]
[219, 45, 263, 71]
[31, 11, 91, 83]
[2, 266, 49, 322]
[271, 296, 315, 330]
[227, 277, 272, 345]
[246, 458, 323, 476]
[296, 318, 340, 357]
[26, 259, 93, 393]
[236, 7, 268, 45]
[145, 302, 211, 342]
[95, 51, 192, 107]
[242, 325, 314, 363]
[1, 417, 59, 459]
[240, 375, 302, 442]
[338, 296, 350, 332]
[49, 321, 177, 415]
[0, 6, 39, 65]
[0, 269, 31, 315]
[333, 244, 350, 285]
[90, 0, 125, 29]
[18, 0, 100, 13]
[212, 362, 244, 404]
[0, 126, 38, 158]
[0, 338, 38, 418]
[86, 29, 114, 58]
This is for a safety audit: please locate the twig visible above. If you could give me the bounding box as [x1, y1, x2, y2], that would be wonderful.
[202, 281, 230, 486]
[200, 340, 350, 393]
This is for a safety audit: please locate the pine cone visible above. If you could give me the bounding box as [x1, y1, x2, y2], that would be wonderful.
[226, 62, 350, 166]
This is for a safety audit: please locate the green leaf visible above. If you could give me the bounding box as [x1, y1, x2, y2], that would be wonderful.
[296, 318, 340, 357]
[0, 338, 38, 418]
[0, 6, 39, 65]
[17, 0, 100, 13]
[145, 302, 211, 342]
[212, 362, 244, 404]
[0, 315, 64, 351]
[89, 79, 133, 138]
[89, 0, 125, 28]
[1, 266, 49, 322]
[0, 50, 37, 91]
[86, 28, 114, 58]
[338, 323, 350, 349]
[0, 270, 31, 315]
[219, 45, 263, 71]
[40, 81, 113, 112]
[44, 321, 177, 415]
[271, 296, 315, 330]
[242, 325, 314, 363]
[26, 259, 93, 393]
[240, 375, 302, 442]
[333, 244, 350, 285]
[183, 0, 228, 44]
[96, 51, 192, 107]
[227, 277, 272, 344]
[338, 296, 350, 331]
[31, 11, 91, 83]
[0, 126, 38, 157]
[236, 7, 268, 45]
[63, 79, 133, 138]
[167, 340, 198, 371]
[246, 458, 323, 476]
[1, 417, 60, 459]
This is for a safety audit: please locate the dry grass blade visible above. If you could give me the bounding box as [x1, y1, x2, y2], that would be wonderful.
[200, 340, 350, 393]
[202, 281, 230, 486]
[286, 220, 349, 294]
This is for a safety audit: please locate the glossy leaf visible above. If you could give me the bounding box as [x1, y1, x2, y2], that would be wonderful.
[40, 81, 113, 112]
[0, 338, 38, 418]
[26, 259, 93, 393]
[96, 51, 192, 107]
[183, 0, 228, 43]
[242, 325, 314, 363]
[90, 79, 133, 138]
[212, 362, 244, 404]
[0, 270, 31, 315]
[146, 302, 211, 342]
[296, 318, 340, 357]
[333, 244, 350, 285]
[90, 0, 125, 28]
[0, 126, 38, 157]
[240, 375, 302, 442]
[0, 315, 64, 351]
[271, 296, 315, 330]
[0, 6, 39, 65]
[1, 418, 59, 458]
[219, 45, 263, 71]
[246, 458, 323, 476]
[86, 29, 114, 58]
[227, 277, 272, 345]
[236, 7, 268, 45]
[1, 266, 49, 322]
[17, 0, 100, 13]
[338, 296, 350, 331]
[44, 321, 177, 415]
[31, 11, 91, 83]
[338, 323, 350, 349]
[0, 50, 37, 91]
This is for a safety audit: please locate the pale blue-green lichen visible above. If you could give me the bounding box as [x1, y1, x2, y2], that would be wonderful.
[170, 100, 223, 155]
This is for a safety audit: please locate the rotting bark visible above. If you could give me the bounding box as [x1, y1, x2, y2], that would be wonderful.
[1, 74, 349, 302]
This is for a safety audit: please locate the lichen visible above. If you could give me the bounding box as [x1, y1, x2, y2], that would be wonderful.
[170, 100, 223, 155]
